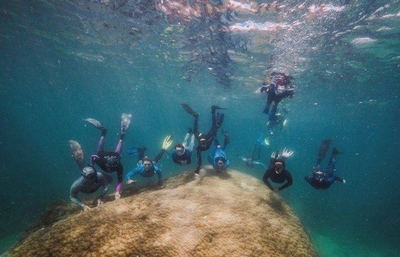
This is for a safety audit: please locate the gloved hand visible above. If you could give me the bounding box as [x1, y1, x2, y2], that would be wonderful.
[281, 148, 293, 159]
[115, 192, 121, 200]
[97, 199, 104, 206]
[82, 204, 91, 211]
[270, 151, 279, 159]
[126, 179, 136, 185]
[162, 135, 173, 150]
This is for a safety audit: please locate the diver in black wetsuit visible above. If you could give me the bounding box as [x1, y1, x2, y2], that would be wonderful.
[258, 72, 294, 124]
[181, 104, 226, 174]
[305, 140, 346, 190]
[262, 149, 294, 192]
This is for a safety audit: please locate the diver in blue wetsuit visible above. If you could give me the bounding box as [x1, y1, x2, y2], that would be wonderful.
[305, 141, 346, 190]
[238, 133, 267, 169]
[258, 72, 294, 124]
[125, 156, 163, 186]
[125, 136, 173, 187]
[70, 166, 109, 211]
[208, 131, 230, 172]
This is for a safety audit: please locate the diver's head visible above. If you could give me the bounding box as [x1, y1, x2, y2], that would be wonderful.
[81, 166, 97, 182]
[142, 156, 152, 171]
[215, 157, 226, 171]
[274, 160, 285, 174]
[314, 170, 325, 182]
[105, 155, 120, 170]
[199, 136, 207, 148]
[175, 144, 185, 156]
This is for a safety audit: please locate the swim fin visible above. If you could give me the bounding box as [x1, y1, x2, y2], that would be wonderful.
[332, 148, 343, 155]
[212, 105, 227, 110]
[121, 113, 132, 135]
[68, 140, 85, 170]
[181, 103, 198, 117]
[84, 118, 107, 136]
[126, 147, 141, 155]
[84, 118, 103, 128]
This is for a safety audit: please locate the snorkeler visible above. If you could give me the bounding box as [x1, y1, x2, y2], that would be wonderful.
[70, 166, 109, 211]
[85, 113, 132, 200]
[257, 72, 294, 124]
[207, 130, 230, 173]
[262, 149, 294, 192]
[237, 133, 268, 169]
[125, 135, 173, 187]
[171, 128, 196, 166]
[181, 104, 226, 174]
[305, 140, 345, 190]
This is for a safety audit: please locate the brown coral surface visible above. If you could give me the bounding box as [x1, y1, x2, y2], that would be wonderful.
[8, 168, 318, 257]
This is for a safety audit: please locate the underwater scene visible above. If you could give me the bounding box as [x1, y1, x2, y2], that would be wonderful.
[0, 0, 399, 256]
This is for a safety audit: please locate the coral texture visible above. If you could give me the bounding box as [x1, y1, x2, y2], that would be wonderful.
[8, 168, 318, 257]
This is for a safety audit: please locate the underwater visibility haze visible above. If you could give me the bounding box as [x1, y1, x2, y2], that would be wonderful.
[0, 0, 399, 256]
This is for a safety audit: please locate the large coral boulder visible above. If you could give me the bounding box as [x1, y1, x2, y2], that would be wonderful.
[8, 168, 318, 257]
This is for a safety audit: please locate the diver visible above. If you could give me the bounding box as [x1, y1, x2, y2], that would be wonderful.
[262, 149, 294, 192]
[237, 133, 267, 169]
[257, 72, 294, 124]
[125, 135, 173, 187]
[85, 113, 132, 200]
[171, 128, 196, 166]
[181, 104, 226, 174]
[70, 166, 109, 211]
[305, 140, 346, 190]
[208, 130, 230, 172]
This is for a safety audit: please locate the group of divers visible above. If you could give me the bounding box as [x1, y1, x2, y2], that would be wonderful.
[69, 72, 345, 211]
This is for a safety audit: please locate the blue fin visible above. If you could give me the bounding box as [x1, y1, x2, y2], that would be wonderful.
[126, 147, 140, 155]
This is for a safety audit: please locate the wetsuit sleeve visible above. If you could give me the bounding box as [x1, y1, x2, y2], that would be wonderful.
[186, 150, 192, 164]
[90, 155, 99, 167]
[70, 180, 83, 207]
[171, 152, 180, 165]
[333, 176, 344, 183]
[278, 171, 293, 191]
[154, 149, 166, 163]
[155, 167, 163, 185]
[125, 167, 139, 181]
[97, 173, 109, 199]
[115, 165, 123, 193]
[304, 176, 313, 186]
[196, 149, 202, 172]
[262, 170, 274, 190]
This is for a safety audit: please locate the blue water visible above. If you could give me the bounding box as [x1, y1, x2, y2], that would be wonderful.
[0, 0, 399, 256]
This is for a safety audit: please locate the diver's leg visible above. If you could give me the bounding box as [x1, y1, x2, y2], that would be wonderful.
[114, 139, 123, 154]
[97, 136, 106, 153]
[326, 153, 337, 176]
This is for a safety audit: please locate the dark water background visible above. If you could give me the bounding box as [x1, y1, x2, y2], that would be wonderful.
[0, 0, 399, 256]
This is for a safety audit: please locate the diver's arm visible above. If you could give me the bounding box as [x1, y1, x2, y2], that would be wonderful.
[154, 149, 166, 163]
[195, 149, 202, 173]
[262, 170, 274, 190]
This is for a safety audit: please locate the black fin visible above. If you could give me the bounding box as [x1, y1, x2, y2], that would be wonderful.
[181, 103, 198, 117]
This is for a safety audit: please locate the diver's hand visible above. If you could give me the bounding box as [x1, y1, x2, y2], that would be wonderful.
[97, 199, 104, 206]
[126, 179, 136, 185]
[115, 192, 121, 200]
[270, 151, 277, 158]
[342, 179, 346, 184]
[281, 148, 293, 159]
[82, 204, 91, 211]
[162, 135, 173, 150]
